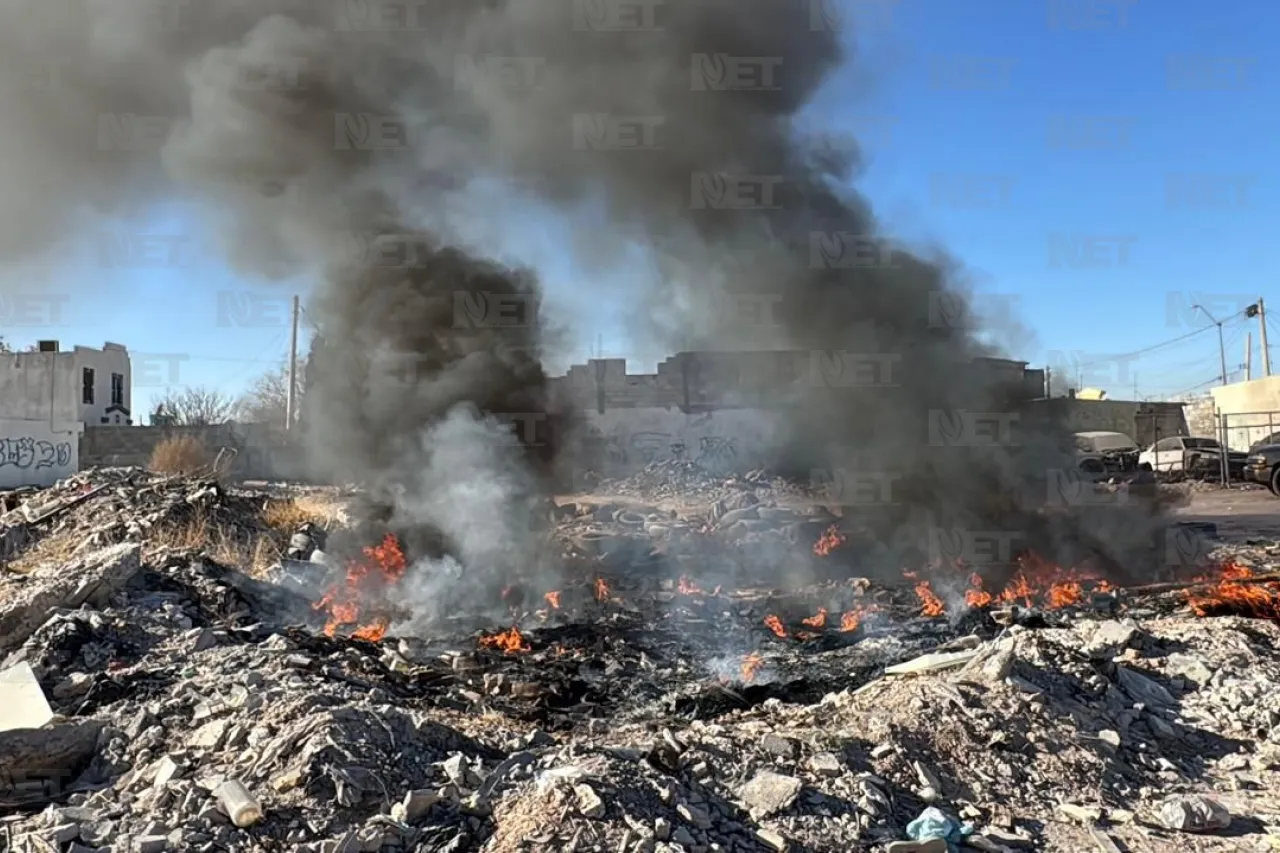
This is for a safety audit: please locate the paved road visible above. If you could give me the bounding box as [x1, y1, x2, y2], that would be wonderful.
[1174, 485, 1280, 541]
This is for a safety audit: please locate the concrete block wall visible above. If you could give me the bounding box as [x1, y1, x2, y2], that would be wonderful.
[80, 424, 309, 482]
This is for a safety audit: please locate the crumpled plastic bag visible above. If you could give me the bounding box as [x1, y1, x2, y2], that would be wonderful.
[906, 807, 974, 852]
[1159, 795, 1231, 833]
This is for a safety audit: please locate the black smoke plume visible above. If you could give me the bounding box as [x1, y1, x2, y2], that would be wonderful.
[0, 0, 1182, 611]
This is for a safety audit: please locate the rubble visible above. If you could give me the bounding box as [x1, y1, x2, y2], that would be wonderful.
[0, 468, 1279, 851]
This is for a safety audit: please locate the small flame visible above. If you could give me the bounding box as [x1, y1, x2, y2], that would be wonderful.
[594, 577, 610, 601]
[677, 575, 704, 595]
[965, 573, 993, 609]
[839, 603, 879, 632]
[914, 580, 945, 617]
[813, 524, 847, 557]
[544, 591, 561, 609]
[479, 626, 531, 652]
[801, 607, 828, 628]
[741, 652, 764, 683]
[764, 614, 787, 638]
[313, 533, 407, 640]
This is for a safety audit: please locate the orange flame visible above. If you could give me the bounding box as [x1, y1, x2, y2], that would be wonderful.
[594, 577, 610, 601]
[964, 573, 993, 609]
[479, 626, 531, 652]
[813, 525, 847, 557]
[1187, 562, 1280, 619]
[839, 603, 878, 632]
[741, 653, 764, 683]
[677, 575, 704, 595]
[914, 581, 945, 617]
[312, 533, 407, 640]
[763, 614, 787, 638]
[801, 607, 828, 628]
[544, 591, 561, 609]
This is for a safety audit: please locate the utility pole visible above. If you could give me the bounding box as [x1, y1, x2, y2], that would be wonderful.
[1194, 304, 1229, 386]
[1246, 332, 1253, 381]
[1259, 298, 1272, 376]
[286, 294, 299, 430]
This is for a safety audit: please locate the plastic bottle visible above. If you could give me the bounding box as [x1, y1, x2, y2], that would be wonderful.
[214, 779, 263, 827]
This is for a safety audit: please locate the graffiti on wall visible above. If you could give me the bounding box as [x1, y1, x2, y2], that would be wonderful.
[0, 437, 72, 470]
[576, 409, 779, 475]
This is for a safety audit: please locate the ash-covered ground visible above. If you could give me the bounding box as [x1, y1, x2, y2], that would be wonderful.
[4, 466, 1280, 853]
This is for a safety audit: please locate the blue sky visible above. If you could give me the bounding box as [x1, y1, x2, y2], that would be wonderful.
[3, 0, 1274, 416]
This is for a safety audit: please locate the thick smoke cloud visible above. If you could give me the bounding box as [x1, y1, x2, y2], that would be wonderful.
[0, 0, 1179, 605]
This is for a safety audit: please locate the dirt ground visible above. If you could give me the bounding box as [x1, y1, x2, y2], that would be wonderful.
[1175, 486, 1280, 542]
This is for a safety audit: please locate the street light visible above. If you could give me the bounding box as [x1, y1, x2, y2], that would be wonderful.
[1193, 304, 1229, 387]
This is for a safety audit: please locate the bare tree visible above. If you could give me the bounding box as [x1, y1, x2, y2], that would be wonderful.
[151, 386, 237, 426]
[235, 364, 303, 427]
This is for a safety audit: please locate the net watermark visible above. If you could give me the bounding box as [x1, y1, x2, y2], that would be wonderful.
[808, 232, 897, 269]
[96, 114, 175, 152]
[572, 114, 664, 150]
[96, 233, 197, 269]
[927, 292, 1022, 330]
[712, 293, 784, 330]
[927, 527, 1021, 567]
[237, 58, 310, 94]
[1047, 233, 1137, 268]
[1046, 114, 1135, 150]
[453, 292, 538, 329]
[810, 467, 902, 505]
[690, 54, 782, 91]
[0, 294, 69, 326]
[1164, 524, 1214, 569]
[929, 56, 1017, 92]
[690, 173, 782, 210]
[453, 55, 546, 95]
[1046, 467, 1132, 507]
[334, 0, 431, 31]
[341, 232, 436, 267]
[809, 0, 899, 33]
[928, 173, 1018, 210]
[1046, 0, 1137, 30]
[215, 292, 293, 328]
[132, 353, 190, 387]
[809, 351, 901, 388]
[928, 411, 1019, 447]
[1165, 173, 1256, 210]
[1167, 55, 1256, 91]
[492, 413, 549, 447]
[334, 113, 416, 151]
[572, 0, 664, 32]
[1045, 349, 1138, 387]
[1164, 292, 1258, 329]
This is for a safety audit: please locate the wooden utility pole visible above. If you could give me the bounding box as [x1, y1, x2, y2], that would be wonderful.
[1260, 298, 1272, 377]
[286, 294, 299, 430]
[1246, 332, 1253, 381]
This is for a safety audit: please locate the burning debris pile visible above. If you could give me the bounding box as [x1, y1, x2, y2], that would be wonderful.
[3, 470, 1280, 852]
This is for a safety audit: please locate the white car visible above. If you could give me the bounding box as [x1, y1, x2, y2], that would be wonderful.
[1138, 436, 1247, 476]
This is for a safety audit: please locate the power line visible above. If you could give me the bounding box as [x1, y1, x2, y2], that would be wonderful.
[1068, 323, 1221, 370]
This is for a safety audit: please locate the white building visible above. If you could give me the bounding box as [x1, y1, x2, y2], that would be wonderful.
[0, 341, 132, 488]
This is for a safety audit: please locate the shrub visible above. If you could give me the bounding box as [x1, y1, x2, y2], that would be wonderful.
[149, 435, 210, 475]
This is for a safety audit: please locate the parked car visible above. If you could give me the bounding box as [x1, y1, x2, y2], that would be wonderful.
[1250, 431, 1280, 451]
[1073, 431, 1139, 474]
[1138, 436, 1247, 478]
[1244, 439, 1280, 493]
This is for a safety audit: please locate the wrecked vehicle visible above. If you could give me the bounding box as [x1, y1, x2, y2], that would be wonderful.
[1073, 431, 1140, 475]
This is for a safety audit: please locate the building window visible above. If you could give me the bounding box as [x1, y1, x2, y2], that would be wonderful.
[82, 367, 95, 405]
[111, 373, 124, 406]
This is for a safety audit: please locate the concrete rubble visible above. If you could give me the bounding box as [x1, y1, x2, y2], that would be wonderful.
[0, 467, 1279, 852]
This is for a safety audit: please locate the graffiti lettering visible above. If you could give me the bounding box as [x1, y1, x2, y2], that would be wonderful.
[694, 435, 737, 472]
[0, 437, 72, 469]
[630, 431, 674, 464]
